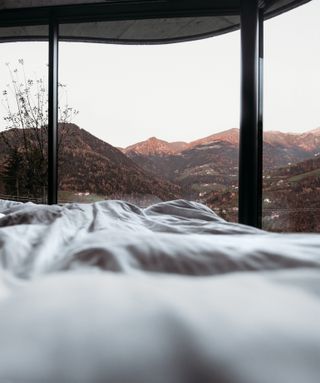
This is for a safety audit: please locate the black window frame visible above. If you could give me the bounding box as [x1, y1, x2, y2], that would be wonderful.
[0, 0, 264, 228]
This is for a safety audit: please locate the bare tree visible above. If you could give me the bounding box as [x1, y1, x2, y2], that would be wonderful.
[0, 59, 78, 201]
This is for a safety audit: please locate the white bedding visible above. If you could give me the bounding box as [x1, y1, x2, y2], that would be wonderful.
[0, 199, 320, 383]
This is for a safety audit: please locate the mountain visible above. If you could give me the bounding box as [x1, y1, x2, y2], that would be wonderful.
[201, 153, 320, 232]
[124, 127, 316, 155]
[124, 127, 320, 175]
[263, 129, 320, 168]
[269, 154, 320, 180]
[124, 127, 320, 156]
[125, 142, 239, 200]
[123, 129, 241, 186]
[188, 128, 239, 148]
[123, 127, 320, 202]
[0, 124, 180, 202]
[123, 136, 188, 156]
[261, 155, 320, 232]
[123, 129, 239, 156]
[264, 129, 320, 151]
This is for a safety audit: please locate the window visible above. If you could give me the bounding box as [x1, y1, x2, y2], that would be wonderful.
[58, 18, 240, 221]
[0, 26, 48, 203]
[263, 0, 320, 232]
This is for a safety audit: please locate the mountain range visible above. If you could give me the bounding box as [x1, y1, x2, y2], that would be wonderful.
[120, 127, 320, 196]
[1, 123, 320, 231]
[122, 127, 320, 158]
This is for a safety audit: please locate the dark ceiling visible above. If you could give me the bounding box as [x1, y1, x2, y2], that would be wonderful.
[0, 0, 313, 44]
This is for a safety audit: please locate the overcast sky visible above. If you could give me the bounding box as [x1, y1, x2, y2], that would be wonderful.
[0, 0, 319, 147]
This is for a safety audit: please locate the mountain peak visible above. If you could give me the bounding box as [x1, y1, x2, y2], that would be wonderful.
[124, 136, 187, 156]
[188, 128, 239, 148]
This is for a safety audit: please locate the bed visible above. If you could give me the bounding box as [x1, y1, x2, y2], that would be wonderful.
[0, 198, 319, 383]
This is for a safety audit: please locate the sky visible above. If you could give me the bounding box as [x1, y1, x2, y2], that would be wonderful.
[0, 0, 319, 148]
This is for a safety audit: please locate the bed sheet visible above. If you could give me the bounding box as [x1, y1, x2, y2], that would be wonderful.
[0, 199, 319, 383]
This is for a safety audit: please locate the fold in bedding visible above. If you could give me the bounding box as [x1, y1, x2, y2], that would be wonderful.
[0, 199, 319, 277]
[0, 199, 320, 383]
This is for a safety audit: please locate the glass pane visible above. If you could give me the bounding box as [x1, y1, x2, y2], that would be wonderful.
[58, 18, 240, 222]
[0, 27, 48, 203]
[263, 0, 320, 232]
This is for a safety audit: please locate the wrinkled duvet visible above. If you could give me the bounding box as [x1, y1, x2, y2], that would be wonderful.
[0, 198, 320, 383]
